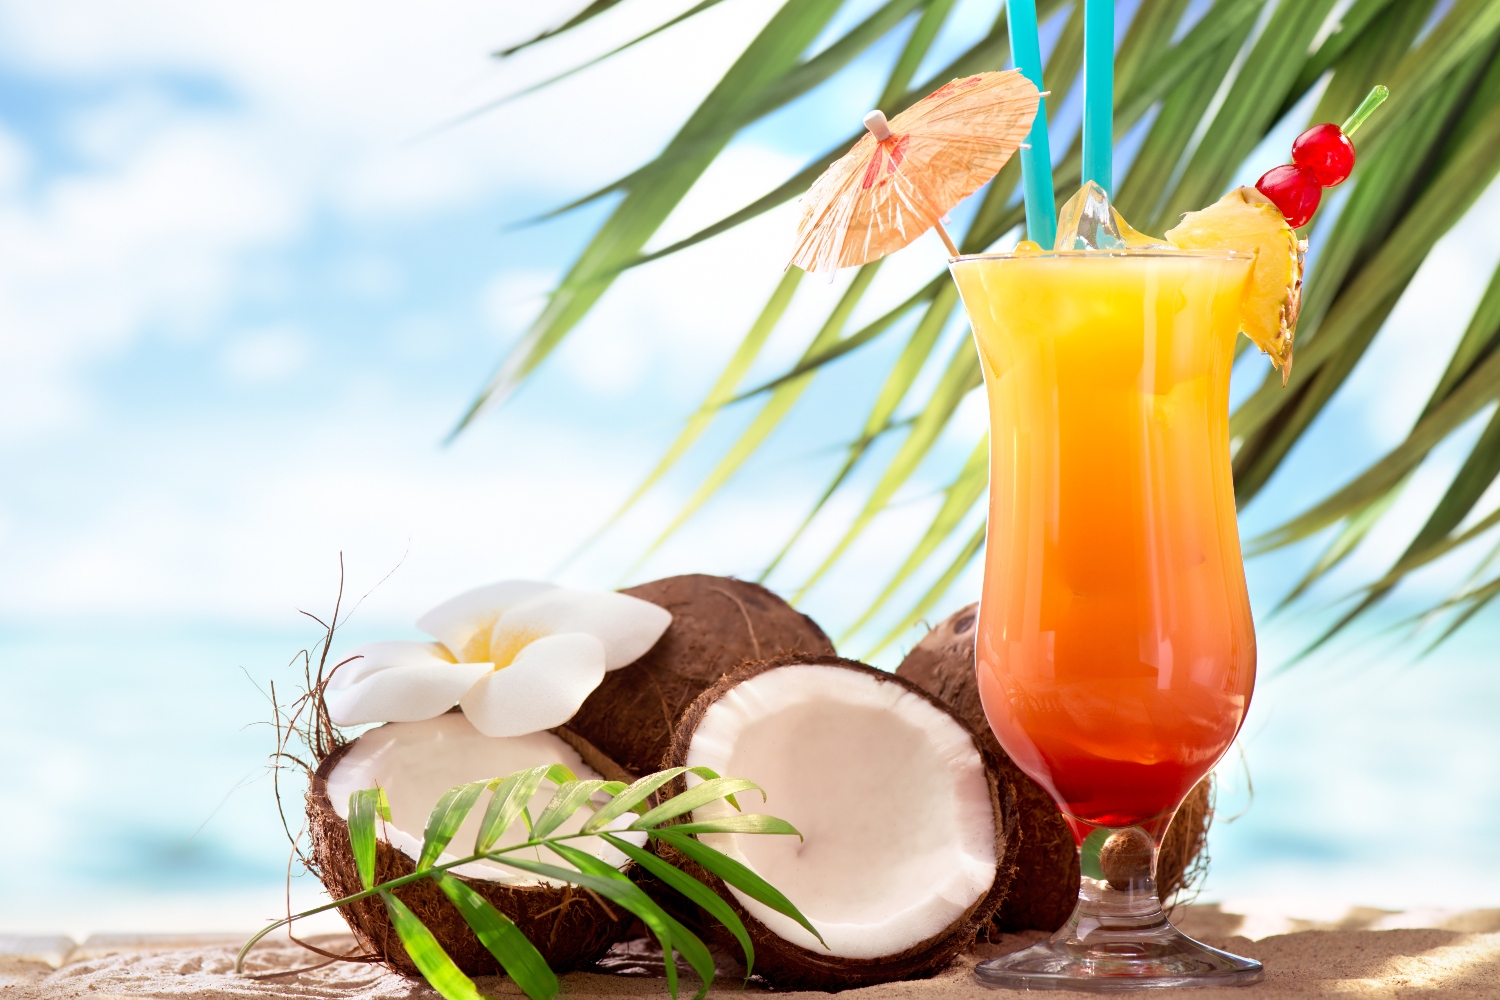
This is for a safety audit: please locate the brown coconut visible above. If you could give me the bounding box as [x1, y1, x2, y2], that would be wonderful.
[566, 575, 835, 776]
[306, 725, 635, 977]
[896, 603, 1213, 931]
[660, 654, 1020, 991]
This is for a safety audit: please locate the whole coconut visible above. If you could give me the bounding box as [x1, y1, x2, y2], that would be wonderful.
[896, 603, 1213, 932]
[566, 575, 835, 775]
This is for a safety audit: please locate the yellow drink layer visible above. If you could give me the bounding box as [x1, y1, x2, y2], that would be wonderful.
[951, 251, 1256, 830]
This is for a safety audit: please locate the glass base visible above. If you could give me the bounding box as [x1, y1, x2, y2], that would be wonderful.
[975, 877, 1262, 992]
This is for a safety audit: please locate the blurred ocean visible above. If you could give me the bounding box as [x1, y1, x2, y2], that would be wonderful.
[3, 613, 1497, 938]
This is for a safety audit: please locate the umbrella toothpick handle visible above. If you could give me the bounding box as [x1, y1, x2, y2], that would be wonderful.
[933, 219, 960, 258]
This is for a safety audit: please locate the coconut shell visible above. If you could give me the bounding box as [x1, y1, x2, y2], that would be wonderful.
[895, 603, 1214, 931]
[306, 730, 634, 977]
[661, 654, 1020, 992]
[567, 575, 835, 776]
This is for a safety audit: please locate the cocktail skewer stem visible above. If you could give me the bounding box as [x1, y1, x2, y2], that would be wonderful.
[1342, 85, 1389, 136]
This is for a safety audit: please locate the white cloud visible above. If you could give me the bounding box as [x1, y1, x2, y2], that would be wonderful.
[0, 122, 27, 193]
[0, 0, 785, 443]
[0, 117, 301, 439]
[222, 326, 310, 384]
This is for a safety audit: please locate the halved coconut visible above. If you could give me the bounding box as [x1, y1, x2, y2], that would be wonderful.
[567, 575, 835, 776]
[896, 603, 1213, 931]
[662, 654, 1018, 990]
[308, 713, 636, 976]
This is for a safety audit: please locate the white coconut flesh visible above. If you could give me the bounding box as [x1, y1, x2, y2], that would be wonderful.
[685, 663, 997, 960]
[327, 714, 642, 886]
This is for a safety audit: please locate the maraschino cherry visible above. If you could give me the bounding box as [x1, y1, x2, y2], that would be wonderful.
[1256, 85, 1387, 229]
[1257, 164, 1322, 228]
[1293, 123, 1355, 186]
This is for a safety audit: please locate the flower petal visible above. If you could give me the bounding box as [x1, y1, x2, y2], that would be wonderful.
[325, 649, 493, 726]
[498, 589, 671, 671]
[327, 641, 456, 691]
[417, 580, 557, 662]
[459, 633, 606, 737]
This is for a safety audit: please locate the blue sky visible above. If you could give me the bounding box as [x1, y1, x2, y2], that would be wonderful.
[2, 0, 1498, 936]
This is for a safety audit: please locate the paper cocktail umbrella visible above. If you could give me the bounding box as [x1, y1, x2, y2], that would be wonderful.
[788, 70, 1040, 273]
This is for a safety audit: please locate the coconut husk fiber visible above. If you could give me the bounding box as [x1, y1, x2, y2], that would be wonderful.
[566, 575, 835, 776]
[659, 654, 1021, 992]
[896, 603, 1212, 933]
[306, 734, 633, 977]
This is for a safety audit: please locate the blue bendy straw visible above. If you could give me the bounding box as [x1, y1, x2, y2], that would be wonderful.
[1082, 0, 1113, 195]
[1006, 0, 1056, 248]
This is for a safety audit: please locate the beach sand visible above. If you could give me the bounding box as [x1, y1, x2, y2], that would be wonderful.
[4, 906, 1499, 999]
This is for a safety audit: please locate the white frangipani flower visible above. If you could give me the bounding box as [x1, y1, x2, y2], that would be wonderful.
[325, 580, 671, 737]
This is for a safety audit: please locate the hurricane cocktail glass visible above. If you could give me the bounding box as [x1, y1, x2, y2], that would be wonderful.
[951, 248, 1264, 990]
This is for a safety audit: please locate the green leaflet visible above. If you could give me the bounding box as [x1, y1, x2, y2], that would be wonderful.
[382, 892, 484, 1000]
[632, 263, 883, 568]
[1158, 0, 1340, 224]
[796, 335, 981, 600]
[662, 815, 802, 837]
[1274, 477, 1409, 606]
[452, 0, 846, 430]
[347, 787, 387, 891]
[880, 0, 958, 107]
[652, 828, 825, 946]
[571, 272, 800, 552]
[759, 281, 960, 580]
[1370, 506, 1500, 595]
[631, 777, 764, 829]
[1253, 347, 1500, 551]
[1288, 0, 1405, 100]
[732, 275, 946, 402]
[599, 833, 756, 976]
[1358, 0, 1500, 163]
[581, 766, 724, 833]
[543, 835, 722, 995]
[842, 433, 988, 641]
[418, 781, 488, 871]
[435, 874, 559, 1000]
[495, 1, 627, 57]
[475, 764, 576, 854]
[1120, 7, 1259, 232]
[530, 779, 623, 840]
[495, 855, 706, 1000]
[866, 518, 987, 656]
[483, 1, 730, 110]
[575, 0, 1048, 281]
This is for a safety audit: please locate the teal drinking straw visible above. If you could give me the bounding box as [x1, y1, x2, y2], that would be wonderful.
[1006, 0, 1056, 248]
[1082, 0, 1113, 195]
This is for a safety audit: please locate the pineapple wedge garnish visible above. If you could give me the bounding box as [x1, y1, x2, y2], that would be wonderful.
[1165, 186, 1305, 381]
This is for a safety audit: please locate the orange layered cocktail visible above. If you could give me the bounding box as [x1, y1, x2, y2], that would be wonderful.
[951, 250, 1256, 836]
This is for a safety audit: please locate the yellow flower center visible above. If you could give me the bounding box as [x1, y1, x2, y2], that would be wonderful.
[457, 617, 501, 664]
[488, 626, 544, 670]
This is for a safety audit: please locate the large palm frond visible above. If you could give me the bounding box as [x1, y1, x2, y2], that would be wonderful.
[466, 0, 1500, 653]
